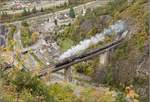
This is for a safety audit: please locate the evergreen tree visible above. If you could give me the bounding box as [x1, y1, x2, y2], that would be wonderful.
[41, 7, 44, 12]
[69, 7, 75, 18]
[27, 8, 30, 14]
[32, 6, 37, 13]
[2, 11, 5, 16]
[54, 19, 58, 25]
[22, 8, 28, 16]
[1, 11, 8, 17]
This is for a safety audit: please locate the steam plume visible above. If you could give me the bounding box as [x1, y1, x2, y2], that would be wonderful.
[59, 20, 127, 61]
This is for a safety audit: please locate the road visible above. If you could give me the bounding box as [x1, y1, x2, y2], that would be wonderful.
[3, 0, 109, 25]
[1, 0, 68, 15]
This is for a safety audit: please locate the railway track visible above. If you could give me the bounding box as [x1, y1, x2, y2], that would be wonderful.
[39, 37, 124, 77]
[2, 36, 125, 77]
[2, 31, 127, 77]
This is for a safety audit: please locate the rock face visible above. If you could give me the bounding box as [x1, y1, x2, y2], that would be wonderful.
[0, 24, 6, 36]
[99, 15, 112, 26]
[0, 38, 5, 46]
[0, 24, 7, 47]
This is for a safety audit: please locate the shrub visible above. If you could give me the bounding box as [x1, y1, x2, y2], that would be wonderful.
[106, 0, 127, 15]
[11, 71, 54, 102]
[31, 32, 39, 44]
[116, 92, 127, 102]
[7, 25, 16, 50]
[21, 22, 38, 47]
[49, 84, 77, 102]
[74, 60, 97, 76]
[58, 38, 74, 51]
[21, 26, 32, 47]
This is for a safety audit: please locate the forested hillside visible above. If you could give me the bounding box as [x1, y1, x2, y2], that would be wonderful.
[0, 0, 149, 102]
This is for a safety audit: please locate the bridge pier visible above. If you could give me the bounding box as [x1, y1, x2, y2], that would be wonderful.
[94, 49, 112, 82]
[64, 67, 72, 82]
[99, 50, 110, 65]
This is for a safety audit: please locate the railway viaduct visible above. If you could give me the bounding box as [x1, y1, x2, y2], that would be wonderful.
[39, 34, 127, 82]
[2, 31, 128, 82]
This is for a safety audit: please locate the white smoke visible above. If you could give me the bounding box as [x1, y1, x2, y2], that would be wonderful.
[59, 20, 127, 61]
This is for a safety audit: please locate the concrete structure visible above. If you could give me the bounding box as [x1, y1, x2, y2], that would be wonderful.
[64, 67, 72, 82]
[99, 51, 109, 65]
